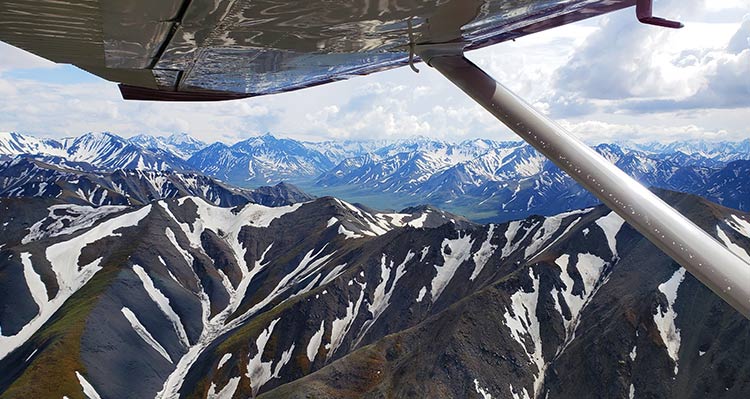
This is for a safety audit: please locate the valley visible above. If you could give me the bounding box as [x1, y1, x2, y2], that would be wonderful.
[2, 131, 750, 223]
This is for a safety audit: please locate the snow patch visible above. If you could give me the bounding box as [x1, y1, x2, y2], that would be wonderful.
[501, 221, 525, 258]
[22, 204, 127, 244]
[24, 348, 38, 363]
[20, 253, 48, 316]
[0, 205, 151, 361]
[406, 212, 428, 228]
[217, 353, 232, 370]
[320, 263, 347, 286]
[595, 212, 625, 259]
[246, 318, 293, 396]
[716, 226, 750, 264]
[654, 267, 686, 375]
[164, 227, 194, 267]
[307, 320, 325, 363]
[76, 371, 102, 399]
[338, 224, 363, 239]
[121, 307, 172, 363]
[524, 209, 587, 259]
[282, 245, 335, 292]
[551, 253, 607, 342]
[471, 225, 497, 280]
[727, 215, 750, 238]
[133, 265, 190, 348]
[431, 233, 474, 300]
[416, 286, 427, 303]
[328, 281, 366, 359]
[358, 252, 414, 342]
[207, 376, 240, 399]
[157, 199, 299, 399]
[474, 379, 492, 399]
[509, 384, 531, 399]
[419, 246, 430, 262]
[503, 269, 545, 396]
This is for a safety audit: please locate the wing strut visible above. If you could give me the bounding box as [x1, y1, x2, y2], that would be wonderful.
[418, 50, 750, 319]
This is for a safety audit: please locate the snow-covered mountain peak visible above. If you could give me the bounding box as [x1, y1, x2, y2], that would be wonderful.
[0, 132, 192, 172]
[68, 131, 126, 152]
[595, 143, 627, 164]
[128, 133, 161, 148]
[632, 139, 750, 162]
[81, 131, 119, 140]
[128, 133, 207, 160]
[5, 131, 750, 224]
[187, 135, 333, 185]
[0, 131, 66, 157]
[232, 134, 308, 153]
[165, 132, 201, 145]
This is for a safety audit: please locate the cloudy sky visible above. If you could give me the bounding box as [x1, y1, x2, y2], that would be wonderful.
[0, 0, 748, 144]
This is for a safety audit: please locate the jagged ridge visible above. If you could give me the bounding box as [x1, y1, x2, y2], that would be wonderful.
[0, 191, 748, 398]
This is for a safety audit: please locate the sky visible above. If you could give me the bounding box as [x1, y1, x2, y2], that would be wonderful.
[0, 0, 748, 145]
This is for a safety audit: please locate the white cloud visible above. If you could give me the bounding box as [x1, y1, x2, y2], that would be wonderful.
[236, 103, 270, 117]
[0, 79, 18, 97]
[558, 119, 733, 144]
[551, 4, 750, 115]
[706, 1, 749, 12]
[0, 42, 57, 71]
[0, 1, 748, 144]
[305, 95, 432, 139]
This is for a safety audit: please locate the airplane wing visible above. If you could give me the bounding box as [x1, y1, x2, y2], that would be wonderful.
[0, 0, 636, 101]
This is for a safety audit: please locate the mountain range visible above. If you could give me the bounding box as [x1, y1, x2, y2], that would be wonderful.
[127, 133, 208, 160]
[186, 135, 334, 186]
[2, 131, 749, 223]
[1, 187, 749, 398]
[0, 156, 313, 208]
[0, 132, 192, 171]
[2, 130, 750, 398]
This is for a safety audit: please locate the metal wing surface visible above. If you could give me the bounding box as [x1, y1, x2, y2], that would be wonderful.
[0, 0, 635, 100]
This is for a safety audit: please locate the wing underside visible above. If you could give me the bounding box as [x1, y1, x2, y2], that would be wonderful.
[0, 0, 635, 100]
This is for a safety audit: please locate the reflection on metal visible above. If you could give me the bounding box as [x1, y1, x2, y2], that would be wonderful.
[99, 0, 184, 69]
[155, 0, 634, 95]
[0, 0, 161, 88]
[0, 0, 637, 99]
[424, 54, 750, 319]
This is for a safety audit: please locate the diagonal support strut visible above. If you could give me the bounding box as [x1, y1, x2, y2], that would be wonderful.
[421, 53, 750, 319]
